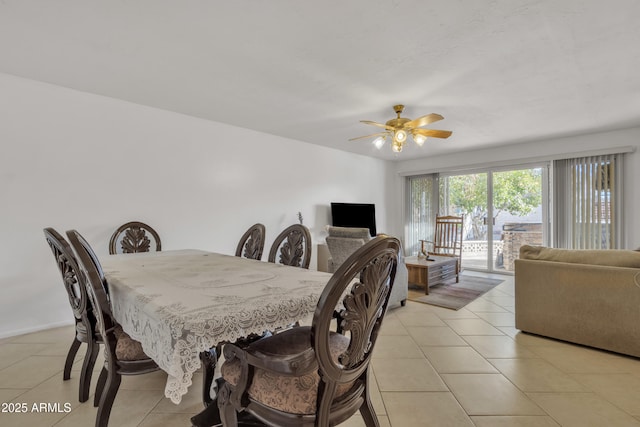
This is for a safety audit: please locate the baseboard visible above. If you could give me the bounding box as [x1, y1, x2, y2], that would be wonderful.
[0, 319, 74, 340]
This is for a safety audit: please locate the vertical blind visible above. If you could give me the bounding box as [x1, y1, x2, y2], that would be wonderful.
[554, 154, 623, 249]
[406, 174, 437, 255]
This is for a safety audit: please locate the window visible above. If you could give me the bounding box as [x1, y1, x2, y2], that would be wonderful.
[406, 165, 547, 272]
[405, 174, 437, 256]
[553, 154, 623, 249]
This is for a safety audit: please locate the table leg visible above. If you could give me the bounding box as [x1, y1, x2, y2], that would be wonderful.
[191, 390, 222, 426]
[200, 348, 218, 407]
[425, 274, 430, 295]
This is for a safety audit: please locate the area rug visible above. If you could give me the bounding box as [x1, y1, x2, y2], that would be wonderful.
[407, 276, 504, 310]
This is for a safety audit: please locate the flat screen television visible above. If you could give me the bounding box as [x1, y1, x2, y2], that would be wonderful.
[330, 202, 376, 237]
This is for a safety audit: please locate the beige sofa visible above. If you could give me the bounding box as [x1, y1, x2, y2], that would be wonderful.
[515, 245, 640, 358]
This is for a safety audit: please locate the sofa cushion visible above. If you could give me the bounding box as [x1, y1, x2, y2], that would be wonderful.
[520, 245, 640, 268]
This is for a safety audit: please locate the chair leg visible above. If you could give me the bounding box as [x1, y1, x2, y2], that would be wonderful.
[94, 367, 107, 407]
[359, 390, 380, 427]
[95, 368, 122, 427]
[79, 339, 99, 403]
[217, 381, 238, 427]
[64, 337, 82, 381]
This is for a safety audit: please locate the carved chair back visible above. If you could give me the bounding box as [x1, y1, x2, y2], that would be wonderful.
[234, 223, 266, 260]
[67, 230, 114, 344]
[44, 227, 101, 403]
[109, 221, 161, 255]
[44, 227, 87, 323]
[267, 224, 312, 269]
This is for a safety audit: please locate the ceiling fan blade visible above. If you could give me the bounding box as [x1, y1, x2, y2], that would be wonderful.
[405, 113, 444, 129]
[413, 128, 453, 139]
[360, 120, 396, 131]
[348, 132, 390, 141]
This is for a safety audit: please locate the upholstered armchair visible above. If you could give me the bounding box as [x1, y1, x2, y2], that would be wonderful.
[326, 226, 407, 308]
[325, 226, 371, 273]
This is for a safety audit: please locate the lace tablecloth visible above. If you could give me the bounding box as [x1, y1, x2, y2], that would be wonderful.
[101, 249, 332, 404]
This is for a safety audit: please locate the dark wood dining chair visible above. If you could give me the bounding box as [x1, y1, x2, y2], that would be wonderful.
[267, 224, 312, 269]
[108, 221, 161, 254]
[67, 229, 160, 427]
[217, 235, 400, 427]
[43, 227, 100, 403]
[235, 223, 266, 260]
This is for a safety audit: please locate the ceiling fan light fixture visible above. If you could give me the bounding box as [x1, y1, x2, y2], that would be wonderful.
[394, 129, 407, 144]
[413, 132, 427, 146]
[372, 136, 386, 149]
[350, 104, 451, 154]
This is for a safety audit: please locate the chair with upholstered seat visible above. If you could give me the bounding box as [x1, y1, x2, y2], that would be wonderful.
[326, 226, 408, 308]
[235, 223, 266, 260]
[67, 230, 160, 427]
[108, 221, 161, 255]
[43, 227, 100, 403]
[217, 235, 400, 427]
[267, 224, 312, 269]
[325, 226, 371, 273]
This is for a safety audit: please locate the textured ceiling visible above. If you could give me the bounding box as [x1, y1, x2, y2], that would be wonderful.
[1, 1, 639, 160]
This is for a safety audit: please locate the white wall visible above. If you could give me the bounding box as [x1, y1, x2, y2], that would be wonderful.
[0, 73, 394, 338]
[393, 127, 640, 249]
[3, 71, 637, 339]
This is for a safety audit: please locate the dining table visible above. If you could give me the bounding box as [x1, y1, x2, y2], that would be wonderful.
[101, 249, 333, 417]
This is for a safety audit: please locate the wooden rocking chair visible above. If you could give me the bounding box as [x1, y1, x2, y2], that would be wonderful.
[420, 215, 464, 273]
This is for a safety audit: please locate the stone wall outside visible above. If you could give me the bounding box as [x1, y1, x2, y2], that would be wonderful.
[501, 223, 543, 271]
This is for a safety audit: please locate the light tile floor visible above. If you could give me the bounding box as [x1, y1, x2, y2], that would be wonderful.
[2, 272, 640, 426]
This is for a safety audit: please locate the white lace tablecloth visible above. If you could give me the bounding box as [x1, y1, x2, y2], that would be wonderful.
[101, 249, 332, 404]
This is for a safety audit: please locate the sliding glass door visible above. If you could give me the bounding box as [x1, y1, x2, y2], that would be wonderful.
[440, 166, 546, 272]
[490, 168, 545, 271]
[408, 164, 548, 273]
[439, 172, 488, 270]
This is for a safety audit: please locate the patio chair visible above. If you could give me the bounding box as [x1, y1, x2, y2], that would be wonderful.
[420, 214, 464, 272]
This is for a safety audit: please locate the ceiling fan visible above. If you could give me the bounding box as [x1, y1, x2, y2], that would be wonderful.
[349, 104, 452, 153]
